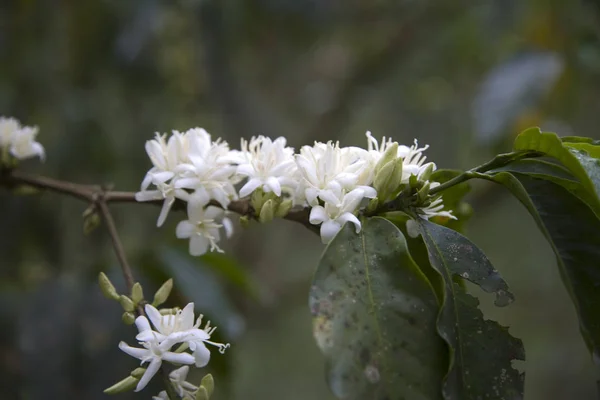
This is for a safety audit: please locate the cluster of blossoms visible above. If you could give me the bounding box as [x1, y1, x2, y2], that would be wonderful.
[119, 302, 229, 395]
[0, 116, 45, 162]
[136, 128, 456, 253]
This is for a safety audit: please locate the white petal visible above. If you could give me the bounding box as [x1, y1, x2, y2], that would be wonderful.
[236, 163, 255, 177]
[157, 196, 175, 227]
[239, 178, 262, 198]
[135, 190, 162, 202]
[145, 305, 164, 332]
[135, 358, 162, 392]
[135, 316, 152, 334]
[141, 173, 153, 191]
[304, 187, 319, 206]
[118, 341, 149, 360]
[340, 189, 365, 213]
[309, 206, 328, 225]
[153, 171, 175, 184]
[175, 177, 202, 189]
[189, 235, 209, 256]
[356, 185, 377, 199]
[192, 342, 211, 368]
[320, 220, 342, 244]
[162, 351, 196, 365]
[188, 188, 210, 213]
[176, 220, 196, 239]
[222, 217, 234, 238]
[319, 189, 341, 206]
[180, 303, 195, 330]
[265, 176, 282, 196]
[336, 212, 361, 233]
[169, 365, 190, 381]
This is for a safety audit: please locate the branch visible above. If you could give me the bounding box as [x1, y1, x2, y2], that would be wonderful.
[0, 169, 316, 233]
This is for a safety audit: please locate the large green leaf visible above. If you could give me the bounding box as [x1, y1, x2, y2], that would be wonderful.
[477, 171, 600, 359]
[513, 127, 600, 211]
[310, 217, 446, 400]
[417, 219, 524, 400]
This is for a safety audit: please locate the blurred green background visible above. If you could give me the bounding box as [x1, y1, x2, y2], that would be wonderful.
[1, 0, 600, 399]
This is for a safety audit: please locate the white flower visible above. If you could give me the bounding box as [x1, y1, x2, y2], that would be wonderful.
[295, 141, 375, 206]
[0, 117, 45, 161]
[139, 303, 230, 368]
[406, 195, 457, 238]
[153, 391, 169, 400]
[309, 188, 364, 244]
[176, 200, 227, 256]
[174, 128, 238, 208]
[119, 317, 196, 392]
[366, 131, 436, 184]
[235, 136, 297, 198]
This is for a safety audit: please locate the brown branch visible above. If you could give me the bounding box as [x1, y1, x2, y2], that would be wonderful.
[0, 169, 316, 233]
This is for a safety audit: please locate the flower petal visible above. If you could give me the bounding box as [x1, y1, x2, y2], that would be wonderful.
[135, 316, 152, 334]
[162, 351, 196, 365]
[309, 206, 328, 225]
[145, 304, 164, 332]
[192, 342, 211, 368]
[176, 221, 196, 239]
[157, 196, 175, 227]
[135, 358, 162, 392]
[189, 235, 209, 256]
[239, 178, 262, 198]
[118, 341, 149, 360]
[320, 220, 342, 244]
[336, 212, 361, 233]
[265, 176, 282, 196]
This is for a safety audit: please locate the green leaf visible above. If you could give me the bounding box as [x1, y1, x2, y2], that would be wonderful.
[310, 217, 446, 400]
[489, 158, 599, 216]
[513, 127, 600, 210]
[561, 136, 600, 146]
[417, 219, 524, 400]
[477, 171, 600, 360]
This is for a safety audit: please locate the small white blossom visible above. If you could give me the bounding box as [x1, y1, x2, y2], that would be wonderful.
[0, 117, 45, 161]
[366, 131, 436, 184]
[152, 366, 198, 399]
[295, 141, 375, 206]
[176, 200, 227, 256]
[234, 136, 297, 198]
[139, 303, 230, 367]
[406, 195, 457, 238]
[309, 188, 364, 244]
[119, 316, 196, 392]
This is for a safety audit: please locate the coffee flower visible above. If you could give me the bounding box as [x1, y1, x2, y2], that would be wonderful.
[152, 366, 198, 399]
[233, 136, 297, 198]
[0, 116, 45, 161]
[309, 188, 364, 244]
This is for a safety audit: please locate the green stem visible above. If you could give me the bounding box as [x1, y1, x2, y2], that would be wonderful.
[429, 150, 543, 196]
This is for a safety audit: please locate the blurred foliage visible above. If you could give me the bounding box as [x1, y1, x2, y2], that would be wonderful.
[0, 0, 600, 399]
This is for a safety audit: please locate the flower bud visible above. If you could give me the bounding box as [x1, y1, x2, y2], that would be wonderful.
[418, 162, 435, 181]
[201, 374, 215, 397]
[103, 375, 138, 394]
[259, 199, 275, 223]
[374, 142, 398, 174]
[374, 157, 403, 202]
[239, 215, 251, 228]
[119, 295, 135, 312]
[130, 367, 146, 379]
[98, 272, 120, 301]
[131, 282, 144, 305]
[366, 198, 379, 214]
[275, 199, 293, 218]
[195, 386, 210, 400]
[83, 211, 100, 235]
[417, 181, 431, 203]
[122, 312, 136, 325]
[152, 278, 173, 307]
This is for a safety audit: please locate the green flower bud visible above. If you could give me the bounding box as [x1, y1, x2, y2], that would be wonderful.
[131, 282, 144, 306]
[239, 215, 251, 228]
[259, 199, 275, 223]
[98, 272, 120, 301]
[130, 367, 147, 379]
[374, 161, 395, 195]
[103, 375, 138, 394]
[374, 142, 398, 174]
[275, 199, 293, 218]
[195, 386, 210, 400]
[152, 278, 173, 307]
[366, 198, 379, 214]
[417, 181, 431, 203]
[83, 212, 101, 235]
[122, 312, 136, 325]
[201, 374, 215, 397]
[119, 295, 135, 312]
[419, 163, 435, 181]
[250, 189, 265, 212]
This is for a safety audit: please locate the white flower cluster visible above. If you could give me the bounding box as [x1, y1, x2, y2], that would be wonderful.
[137, 128, 455, 252]
[119, 302, 229, 393]
[0, 116, 45, 162]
